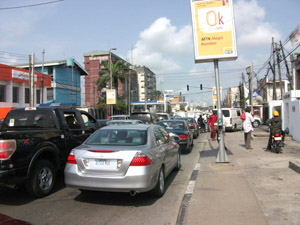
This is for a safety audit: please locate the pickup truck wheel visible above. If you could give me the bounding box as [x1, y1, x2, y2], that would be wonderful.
[26, 160, 56, 198]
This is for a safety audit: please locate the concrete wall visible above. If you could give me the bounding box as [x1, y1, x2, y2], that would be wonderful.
[283, 90, 300, 142]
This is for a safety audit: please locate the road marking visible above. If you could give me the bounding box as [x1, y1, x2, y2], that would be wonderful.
[176, 162, 201, 225]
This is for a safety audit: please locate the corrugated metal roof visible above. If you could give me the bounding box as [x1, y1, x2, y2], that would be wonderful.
[14, 59, 88, 75]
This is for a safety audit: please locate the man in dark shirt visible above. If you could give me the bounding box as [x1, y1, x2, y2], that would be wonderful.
[266, 111, 282, 150]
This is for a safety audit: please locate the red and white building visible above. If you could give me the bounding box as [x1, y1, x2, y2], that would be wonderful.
[0, 64, 51, 118]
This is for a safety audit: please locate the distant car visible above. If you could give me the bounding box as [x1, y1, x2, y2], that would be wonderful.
[177, 117, 199, 139]
[97, 119, 108, 128]
[157, 113, 171, 121]
[106, 119, 144, 126]
[253, 116, 261, 128]
[0, 213, 32, 225]
[130, 112, 158, 124]
[221, 108, 243, 131]
[110, 115, 130, 120]
[64, 124, 181, 197]
[157, 120, 193, 152]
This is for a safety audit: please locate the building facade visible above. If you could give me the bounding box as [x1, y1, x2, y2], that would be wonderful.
[83, 50, 138, 107]
[135, 66, 156, 102]
[0, 64, 51, 118]
[17, 59, 87, 106]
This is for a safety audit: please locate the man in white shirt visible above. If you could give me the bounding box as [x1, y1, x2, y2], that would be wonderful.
[243, 107, 254, 149]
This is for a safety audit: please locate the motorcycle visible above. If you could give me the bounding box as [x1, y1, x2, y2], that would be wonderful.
[271, 130, 283, 153]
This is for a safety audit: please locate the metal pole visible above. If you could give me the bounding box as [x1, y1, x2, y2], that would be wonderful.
[30, 53, 35, 107]
[41, 49, 45, 104]
[214, 60, 228, 163]
[109, 50, 113, 116]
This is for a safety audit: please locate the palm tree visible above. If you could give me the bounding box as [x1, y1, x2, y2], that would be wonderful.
[96, 60, 129, 93]
[154, 90, 163, 101]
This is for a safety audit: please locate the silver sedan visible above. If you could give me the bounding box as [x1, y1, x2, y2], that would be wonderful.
[64, 124, 180, 197]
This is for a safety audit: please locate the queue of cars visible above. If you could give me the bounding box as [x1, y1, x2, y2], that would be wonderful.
[63, 111, 199, 197]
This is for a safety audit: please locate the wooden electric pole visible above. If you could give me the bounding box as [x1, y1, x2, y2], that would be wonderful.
[272, 37, 277, 100]
[280, 40, 293, 90]
[275, 43, 283, 99]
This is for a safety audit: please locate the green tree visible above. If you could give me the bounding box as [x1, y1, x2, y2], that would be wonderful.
[154, 90, 163, 100]
[96, 60, 129, 94]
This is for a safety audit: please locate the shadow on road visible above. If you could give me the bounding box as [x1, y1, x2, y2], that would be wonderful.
[0, 171, 66, 206]
[73, 169, 179, 207]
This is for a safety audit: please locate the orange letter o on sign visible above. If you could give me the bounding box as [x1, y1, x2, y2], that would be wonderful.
[206, 11, 217, 26]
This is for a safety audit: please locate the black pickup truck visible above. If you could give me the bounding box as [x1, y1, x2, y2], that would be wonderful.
[0, 107, 99, 197]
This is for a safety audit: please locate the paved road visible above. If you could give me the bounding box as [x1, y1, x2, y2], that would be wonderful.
[0, 134, 207, 225]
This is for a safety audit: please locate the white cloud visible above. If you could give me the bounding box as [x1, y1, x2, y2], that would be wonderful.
[128, 17, 193, 73]
[234, 0, 281, 47]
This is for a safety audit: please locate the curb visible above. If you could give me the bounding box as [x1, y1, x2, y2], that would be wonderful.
[289, 159, 300, 174]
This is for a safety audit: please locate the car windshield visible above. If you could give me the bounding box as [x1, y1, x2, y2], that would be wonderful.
[157, 121, 185, 130]
[130, 113, 151, 123]
[86, 129, 147, 146]
[158, 114, 168, 120]
[107, 121, 132, 125]
[111, 116, 126, 120]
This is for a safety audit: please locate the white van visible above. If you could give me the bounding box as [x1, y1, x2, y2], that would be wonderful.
[221, 108, 243, 131]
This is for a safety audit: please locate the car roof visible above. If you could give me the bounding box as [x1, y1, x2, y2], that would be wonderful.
[101, 124, 152, 131]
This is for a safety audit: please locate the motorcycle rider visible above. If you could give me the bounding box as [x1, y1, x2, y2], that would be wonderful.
[266, 110, 282, 151]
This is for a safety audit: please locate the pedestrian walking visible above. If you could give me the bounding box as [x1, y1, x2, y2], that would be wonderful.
[243, 107, 254, 149]
[208, 110, 217, 141]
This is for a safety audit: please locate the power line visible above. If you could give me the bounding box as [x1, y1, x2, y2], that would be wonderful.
[0, 0, 64, 10]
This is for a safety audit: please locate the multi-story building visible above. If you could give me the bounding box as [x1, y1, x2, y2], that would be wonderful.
[83, 50, 138, 107]
[16, 58, 87, 106]
[135, 66, 156, 102]
[0, 64, 51, 118]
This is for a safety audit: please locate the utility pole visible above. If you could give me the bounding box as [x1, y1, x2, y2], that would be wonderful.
[246, 65, 253, 114]
[242, 72, 245, 108]
[41, 49, 45, 104]
[275, 43, 283, 99]
[29, 54, 32, 106]
[280, 40, 293, 90]
[30, 53, 35, 107]
[272, 37, 277, 100]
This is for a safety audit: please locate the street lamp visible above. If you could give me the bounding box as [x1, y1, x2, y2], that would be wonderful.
[109, 48, 116, 116]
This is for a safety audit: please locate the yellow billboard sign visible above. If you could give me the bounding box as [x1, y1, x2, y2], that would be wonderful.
[190, 0, 238, 63]
[106, 89, 116, 105]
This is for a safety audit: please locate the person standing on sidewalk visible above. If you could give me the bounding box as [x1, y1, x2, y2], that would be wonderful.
[243, 107, 254, 149]
[208, 110, 218, 141]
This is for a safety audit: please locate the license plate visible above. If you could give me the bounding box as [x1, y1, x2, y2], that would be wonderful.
[274, 137, 282, 141]
[95, 159, 117, 169]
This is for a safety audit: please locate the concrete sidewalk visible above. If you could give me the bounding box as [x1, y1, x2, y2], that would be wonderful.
[185, 126, 300, 225]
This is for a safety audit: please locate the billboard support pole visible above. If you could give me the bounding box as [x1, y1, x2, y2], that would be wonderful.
[214, 60, 229, 163]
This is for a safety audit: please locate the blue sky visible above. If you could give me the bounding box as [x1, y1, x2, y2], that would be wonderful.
[0, 0, 299, 106]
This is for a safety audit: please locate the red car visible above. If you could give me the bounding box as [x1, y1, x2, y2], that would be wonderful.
[0, 213, 31, 225]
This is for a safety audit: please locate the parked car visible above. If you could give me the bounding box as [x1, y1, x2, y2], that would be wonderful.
[253, 116, 261, 128]
[157, 113, 171, 121]
[0, 107, 99, 197]
[221, 108, 243, 131]
[130, 112, 158, 124]
[110, 115, 130, 120]
[177, 117, 199, 139]
[157, 120, 193, 152]
[106, 119, 144, 126]
[0, 213, 32, 225]
[97, 119, 108, 128]
[64, 124, 180, 197]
